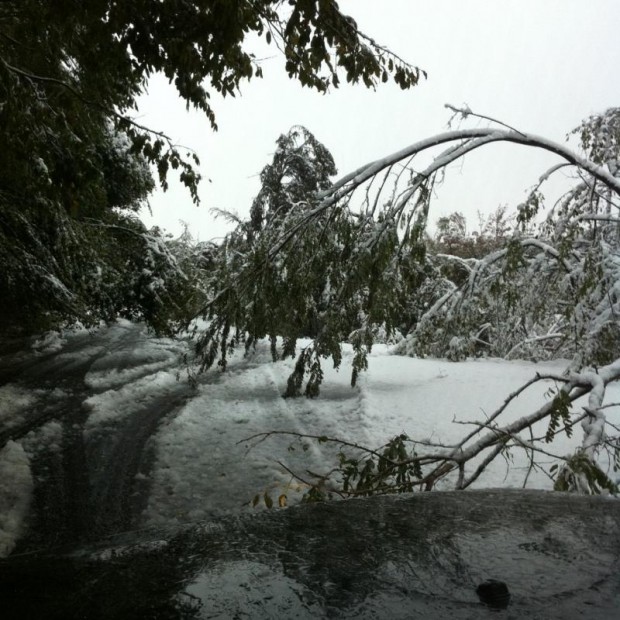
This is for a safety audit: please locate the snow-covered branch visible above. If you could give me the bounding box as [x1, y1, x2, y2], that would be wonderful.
[576, 213, 620, 224]
[505, 334, 565, 360]
[318, 127, 620, 208]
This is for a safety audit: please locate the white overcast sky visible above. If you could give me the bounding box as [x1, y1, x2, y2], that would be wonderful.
[136, 0, 620, 241]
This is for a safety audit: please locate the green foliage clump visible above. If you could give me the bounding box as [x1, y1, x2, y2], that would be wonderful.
[0, 198, 201, 335]
[1, 0, 422, 336]
[338, 434, 423, 497]
[552, 452, 618, 495]
[545, 390, 573, 443]
[193, 126, 429, 395]
[1, 0, 422, 210]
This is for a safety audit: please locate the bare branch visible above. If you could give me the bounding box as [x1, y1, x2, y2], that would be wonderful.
[576, 214, 620, 224]
[505, 334, 565, 360]
[445, 103, 527, 136]
[240, 430, 394, 464]
[460, 442, 506, 489]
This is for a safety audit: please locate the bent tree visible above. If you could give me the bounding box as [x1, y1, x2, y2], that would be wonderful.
[196, 107, 620, 495]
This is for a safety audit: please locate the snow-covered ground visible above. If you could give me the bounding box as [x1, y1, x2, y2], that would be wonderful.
[140, 342, 620, 527]
[1, 321, 619, 556]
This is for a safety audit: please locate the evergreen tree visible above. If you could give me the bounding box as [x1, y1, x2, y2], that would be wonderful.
[249, 126, 337, 236]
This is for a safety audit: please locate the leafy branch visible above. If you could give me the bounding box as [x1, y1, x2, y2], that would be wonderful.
[243, 360, 620, 501]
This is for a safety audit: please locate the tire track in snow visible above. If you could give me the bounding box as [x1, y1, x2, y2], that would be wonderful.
[7, 322, 194, 552]
[143, 349, 369, 526]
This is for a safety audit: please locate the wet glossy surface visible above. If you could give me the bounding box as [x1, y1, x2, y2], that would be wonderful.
[1, 489, 619, 618]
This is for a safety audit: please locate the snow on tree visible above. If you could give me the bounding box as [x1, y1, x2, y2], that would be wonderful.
[191, 125, 428, 396]
[0, 117, 198, 334]
[195, 107, 620, 495]
[429, 206, 513, 259]
[0, 1, 422, 335]
[399, 110, 620, 366]
[248, 126, 337, 237]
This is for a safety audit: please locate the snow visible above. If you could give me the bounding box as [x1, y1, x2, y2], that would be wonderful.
[0, 441, 33, 558]
[139, 340, 620, 528]
[317, 127, 620, 217]
[83, 370, 180, 433]
[2, 324, 620, 554]
[84, 336, 183, 391]
[31, 330, 67, 354]
[22, 420, 64, 456]
[0, 385, 40, 432]
[82, 333, 188, 432]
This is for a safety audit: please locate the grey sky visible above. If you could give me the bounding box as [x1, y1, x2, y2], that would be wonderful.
[137, 0, 620, 241]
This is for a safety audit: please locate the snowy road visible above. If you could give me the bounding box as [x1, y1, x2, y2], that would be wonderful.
[0, 322, 192, 552]
[2, 321, 620, 618]
[0, 321, 369, 553]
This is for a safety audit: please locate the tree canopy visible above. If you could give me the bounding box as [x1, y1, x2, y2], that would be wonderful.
[4, 2, 618, 498]
[0, 1, 423, 334]
[0, 0, 423, 204]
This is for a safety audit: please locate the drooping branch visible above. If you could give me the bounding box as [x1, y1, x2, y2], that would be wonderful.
[465, 238, 573, 296]
[319, 128, 620, 206]
[267, 124, 620, 260]
[250, 356, 620, 498]
[421, 361, 620, 484]
[504, 334, 565, 360]
[1, 57, 176, 145]
[576, 214, 620, 224]
[435, 254, 476, 272]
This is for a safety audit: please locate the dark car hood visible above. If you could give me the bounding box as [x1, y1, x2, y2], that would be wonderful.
[1, 489, 619, 619]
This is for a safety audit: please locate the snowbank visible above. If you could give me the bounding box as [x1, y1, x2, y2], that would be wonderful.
[0, 385, 40, 433]
[0, 441, 33, 557]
